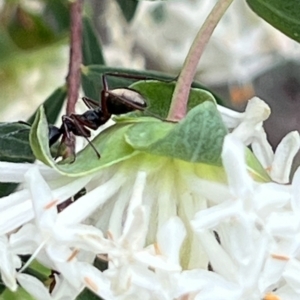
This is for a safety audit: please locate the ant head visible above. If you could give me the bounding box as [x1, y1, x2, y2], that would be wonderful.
[48, 125, 62, 146]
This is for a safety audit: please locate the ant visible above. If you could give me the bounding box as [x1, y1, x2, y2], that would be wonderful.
[49, 73, 157, 159]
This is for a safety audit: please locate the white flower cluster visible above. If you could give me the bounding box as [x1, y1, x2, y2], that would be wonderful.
[0, 97, 300, 300]
[132, 0, 300, 84]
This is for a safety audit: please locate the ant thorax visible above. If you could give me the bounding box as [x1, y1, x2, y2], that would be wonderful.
[107, 88, 147, 115]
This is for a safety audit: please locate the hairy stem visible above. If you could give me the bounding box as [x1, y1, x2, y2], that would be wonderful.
[167, 0, 234, 121]
[66, 0, 83, 115]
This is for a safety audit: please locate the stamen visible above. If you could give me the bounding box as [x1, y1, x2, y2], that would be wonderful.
[271, 253, 290, 261]
[67, 249, 79, 262]
[44, 199, 59, 210]
[18, 240, 48, 273]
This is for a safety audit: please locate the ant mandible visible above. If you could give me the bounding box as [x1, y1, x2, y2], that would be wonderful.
[48, 73, 151, 159]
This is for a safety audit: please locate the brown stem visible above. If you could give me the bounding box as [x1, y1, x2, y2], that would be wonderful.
[167, 0, 234, 121]
[66, 0, 83, 115]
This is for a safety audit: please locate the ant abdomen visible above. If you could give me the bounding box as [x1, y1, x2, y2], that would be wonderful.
[106, 88, 147, 115]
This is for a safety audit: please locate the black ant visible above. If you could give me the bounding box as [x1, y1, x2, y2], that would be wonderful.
[49, 73, 155, 159]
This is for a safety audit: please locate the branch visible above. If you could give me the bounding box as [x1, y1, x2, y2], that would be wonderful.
[167, 0, 234, 121]
[66, 0, 83, 115]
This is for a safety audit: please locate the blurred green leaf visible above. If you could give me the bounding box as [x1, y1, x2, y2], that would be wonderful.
[27, 85, 67, 125]
[0, 287, 33, 300]
[82, 16, 105, 66]
[0, 283, 5, 295]
[0, 28, 19, 60]
[115, 0, 139, 22]
[81, 65, 224, 105]
[246, 0, 300, 42]
[44, 0, 70, 34]
[7, 7, 56, 50]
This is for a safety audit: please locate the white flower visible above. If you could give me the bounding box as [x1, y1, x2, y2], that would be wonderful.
[0, 235, 21, 291]
[191, 134, 300, 299]
[219, 97, 300, 183]
[1, 96, 300, 299]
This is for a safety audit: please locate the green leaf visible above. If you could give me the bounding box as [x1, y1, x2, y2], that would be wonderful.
[81, 65, 224, 105]
[246, 0, 300, 42]
[27, 85, 67, 125]
[0, 86, 66, 197]
[115, 0, 139, 22]
[30, 107, 53, 167]
[126, 102, 228, 165]
[0, 122, 34, 163]
[29, 107, 139, 176]
[77, 288, 102, 300]
[0, 183, 18, 198]
[82, 16, 105, 66]
[128, 80, 216, 119]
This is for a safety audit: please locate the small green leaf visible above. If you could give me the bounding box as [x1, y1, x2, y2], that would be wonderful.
[115, 0, 139, 22]
[246, 0, 300, 42]
[128, 80, 216, 119]
[126, 102, 228, 165]
[27, 85, 67, 125]
[29, 106, 139, 176]
[82, 16, 105, 66]
[246, 148, 271, 182]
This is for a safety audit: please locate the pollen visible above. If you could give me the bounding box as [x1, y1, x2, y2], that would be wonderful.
[263, 292, 281, 300]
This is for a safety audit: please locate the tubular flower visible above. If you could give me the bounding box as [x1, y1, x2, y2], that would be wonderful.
[0, 97, 299, 299]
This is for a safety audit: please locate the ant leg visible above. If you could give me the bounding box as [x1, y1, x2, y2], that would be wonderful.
[82, 96, 99, 109]
[103, 72, 178, 84]
[62, 115, 101, 158]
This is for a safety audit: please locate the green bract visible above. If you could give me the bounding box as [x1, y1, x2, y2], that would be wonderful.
[126, 102, 227, 165]
[29, 81, 270, 182]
